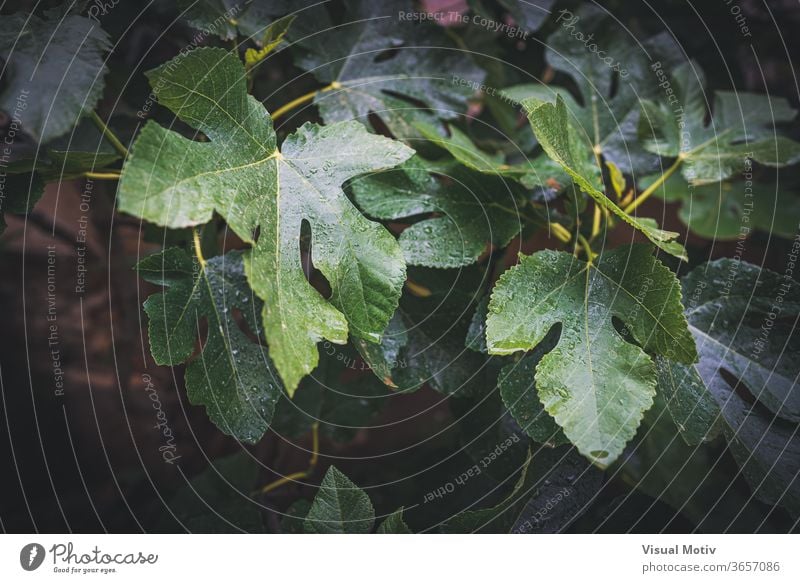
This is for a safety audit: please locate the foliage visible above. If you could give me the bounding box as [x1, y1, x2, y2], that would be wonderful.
[2, 0, 799, 533]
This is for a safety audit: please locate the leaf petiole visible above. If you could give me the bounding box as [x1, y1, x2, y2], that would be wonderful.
[192, 228, 207, 269]
[271, 82, 341, 121]
[88, 110, 129, 158]
[550, 221, 572, 244]
[624, 156, 683, 213]
[258, 422, 320, 494]
[83, 171, 121, 180]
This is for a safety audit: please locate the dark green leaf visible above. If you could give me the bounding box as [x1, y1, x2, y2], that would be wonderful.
[157, 452, 264, 533]
[304, 466, 375, 534]
[645, 172, 800, 240]
[499, 344, 569, 447]
[0, 173, 44, 234]
[377, 508, 412, 533]
[294, 0, 484, 139]
[0, 10, 110, 142]
[137, 248, 282, 443]
[176, 0, 309, 41]
[496, 0, 555, 32]
[505, 5, 679, 172]
[682, 259, 800, 422]
[654, 259, 800, 516]
[655, 356, 721, 446]
[352, 156, 526, 267]
[639, 61, 800, 184]
[356, 266, 489, 395]
[442, 448, 602, 533]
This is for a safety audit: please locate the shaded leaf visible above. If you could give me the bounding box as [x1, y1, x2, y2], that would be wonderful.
[499, 340, 569, 447]
[619, 392, 768, 531]
[654, 259, 800, 516]
[304, 466, 375, 534]
[137, 248, 282, 443]
[655, 355, 721, 446]
[377, 508, 412, 533]
[176, 0, 311, 42]
[442, 448, 602, 533]
[0, 10, 110, 142]
[505, 5, 679, 172]
[157, 452, 264, 533]
[280, 499, 312, 534]
[639, 61, 800, 185]
[0, 173, 44, 234]
[352, 155, 526, 267]
[295, 0, 484, 138]
[356, 266, 489, 395]
[646, 172, 800, 240]
[496, 0, 555, 32]
[682, 259, 800, 422]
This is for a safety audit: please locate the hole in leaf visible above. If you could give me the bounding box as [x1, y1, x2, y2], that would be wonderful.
[373, 40, 404, 63]
[300, 218, 332, 299]
[367, 111, 393, 138]
[381, 89, 430, 112]
[609, 70, 620, 100]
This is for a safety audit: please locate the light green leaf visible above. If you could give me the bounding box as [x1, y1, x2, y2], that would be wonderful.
[639, 61, 800, 184]
[244, 13, 295, 69]
[486, 245, 697, 466]
[305, 466, 375, 534]
[524, 96, 687, 260]
[119, 48, 413, 395]
[295, 0, 483, 138]
[414, 121, 570, 189]
[137, 248, 282, 443]
[0, 10, 110, 142]
[351, 156, 527, 267]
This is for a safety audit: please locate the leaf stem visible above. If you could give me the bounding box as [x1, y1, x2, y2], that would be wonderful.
[89, 110, 129, 158]
[591, 204, 601, 239]
[258, 422, 320, 494]
[551, 222, 572, 244]
[271, 82, 341, 121]
[192, 228, 207, 269]
[578, 234, 595, 263]
[624, 156, 683, 213]
[83, 171, 121, 180]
